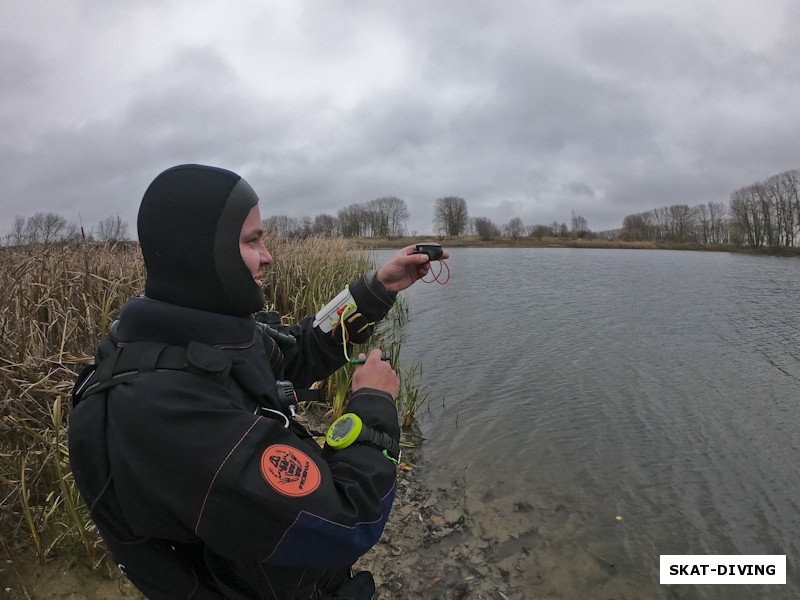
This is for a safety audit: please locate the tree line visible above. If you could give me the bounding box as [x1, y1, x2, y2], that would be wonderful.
[618, 167, 799, 247]
[3, 213, 129, 245]
[6, 166, 797, 248]
[263, 195, 594, 241]
[3, 197, 590, 247]
[264, 197, 410, 238]
[728, 168, 799, 248]
[619, 202, 728, 244]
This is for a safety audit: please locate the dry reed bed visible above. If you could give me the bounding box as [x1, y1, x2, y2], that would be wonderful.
[0, 238, 405, 570]
[1, 243, 144, 567]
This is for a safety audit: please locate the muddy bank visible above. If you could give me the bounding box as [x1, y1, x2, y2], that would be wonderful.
[359, 463, 629, 600]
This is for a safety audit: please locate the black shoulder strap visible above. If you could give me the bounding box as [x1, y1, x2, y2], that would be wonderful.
[72, 339, 323, 442]
[72, 341, 232, 408]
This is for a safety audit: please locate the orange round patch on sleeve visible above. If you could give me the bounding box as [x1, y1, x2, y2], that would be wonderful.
[260, 445, 322, 497]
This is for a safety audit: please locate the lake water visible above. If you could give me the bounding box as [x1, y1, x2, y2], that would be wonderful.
[380, 248, 800, 599]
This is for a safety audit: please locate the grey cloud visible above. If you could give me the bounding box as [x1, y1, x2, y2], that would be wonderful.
[2, 0, 799, 238]
[564, 181, 595, 197]
[0, 40, 45, 104]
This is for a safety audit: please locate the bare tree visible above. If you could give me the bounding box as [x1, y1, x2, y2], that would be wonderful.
[693, 203, 727, 244]
[5, 212, 79, 245]
[530, 224, 550, 240]
[264, 215, 290, 236]
[730, 186, 762, 246]
[48, 213, 73, 243]
[549, 221, 566, 238]
[727, 168, 800, 248]
[312, 214, 338, 237]
[96, 215, 130, 242]
[707, 202, 727, 244]
[770, 172, 797, 247]
[621, 213, 652, 241]
[474, 217, 499, 240]
[28, 212, 67, 244]
[506, 217, 524, 240]
[299, 216, 313, 238]
[7, 215, 27, 246]
[753, 183, 778, 247]
[781, 169, 800, 245]
[263, 215, 305, 237]
[434, 197, 468, 236]
[667, 205, 694, 242]
[465, 217, 476, 237]
[570, 211, 590, 239]
[385, 197, 409, 237]
[695, 204, 711, 244]
[337, 204, 368, 237]
[362, 201, 381, 237]
[366, 198, 387, 237]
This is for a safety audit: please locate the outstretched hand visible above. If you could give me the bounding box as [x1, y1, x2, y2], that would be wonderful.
[376, 244, 450, 293]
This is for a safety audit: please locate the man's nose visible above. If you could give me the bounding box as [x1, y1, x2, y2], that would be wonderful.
[261, 247, 273, 266]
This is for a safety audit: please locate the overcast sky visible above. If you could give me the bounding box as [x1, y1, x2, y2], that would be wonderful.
[2, 1, 798, 237]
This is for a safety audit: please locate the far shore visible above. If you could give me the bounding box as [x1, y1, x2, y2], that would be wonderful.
[4, 237, 797, 258]
[349, 235, 800, 257]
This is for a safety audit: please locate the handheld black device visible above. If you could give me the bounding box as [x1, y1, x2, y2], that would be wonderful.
[412, 244, 444, 261]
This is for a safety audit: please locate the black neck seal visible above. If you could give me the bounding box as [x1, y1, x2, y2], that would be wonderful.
[137, 164, 264, 317]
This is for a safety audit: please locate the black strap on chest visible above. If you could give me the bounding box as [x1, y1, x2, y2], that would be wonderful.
[73, 340, 323, 446]
[74, 340, 233, 408]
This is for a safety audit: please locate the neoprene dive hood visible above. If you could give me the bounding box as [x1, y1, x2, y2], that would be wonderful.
[137, 164, 264, 317]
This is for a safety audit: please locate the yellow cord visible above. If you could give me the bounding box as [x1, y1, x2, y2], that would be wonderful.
[339, 302, 374, 364]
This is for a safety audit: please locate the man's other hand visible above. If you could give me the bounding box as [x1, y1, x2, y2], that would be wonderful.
[351, 349, 400, 399]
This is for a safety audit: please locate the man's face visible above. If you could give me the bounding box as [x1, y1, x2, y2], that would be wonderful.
[239, 206, 272, 287]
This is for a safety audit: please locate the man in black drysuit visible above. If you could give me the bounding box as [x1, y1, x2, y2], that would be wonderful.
[68, 164, 447, 599]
